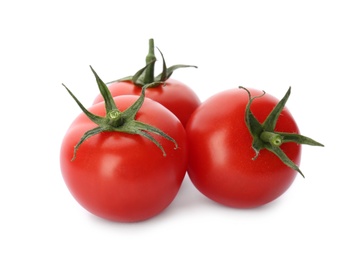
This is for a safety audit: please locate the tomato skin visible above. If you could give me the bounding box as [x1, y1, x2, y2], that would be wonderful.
[186, 88, 301, 208]
[93, 79, 201, 127]
[60, 95, 188, 222]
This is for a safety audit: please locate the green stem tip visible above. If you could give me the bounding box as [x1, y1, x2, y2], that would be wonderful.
[260, 131, 283, 147]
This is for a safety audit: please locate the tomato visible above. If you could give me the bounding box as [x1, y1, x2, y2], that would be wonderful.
[60, 67, 188, 222]
[92, 39, 201, 127]
[93, 78, 201, 127]
[186, 87, 323, 208]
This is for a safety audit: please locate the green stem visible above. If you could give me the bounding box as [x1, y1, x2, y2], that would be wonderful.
[260, 131, 283, 147]
[107, 110, 124, 127]
[144, 38, 156, 83]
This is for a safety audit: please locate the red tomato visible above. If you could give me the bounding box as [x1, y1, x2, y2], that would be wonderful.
[93, 78, 201, 127]
[60, 95, 187, 222]
[186, 88, 302, 208]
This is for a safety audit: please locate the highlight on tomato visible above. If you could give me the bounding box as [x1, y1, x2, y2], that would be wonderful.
[186, 86, 323, 208]
[93, 38, 201, 127]
[60, 66, 188, 222]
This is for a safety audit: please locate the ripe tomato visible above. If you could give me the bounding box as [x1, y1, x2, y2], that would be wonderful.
[186, 87, 322, 208]
[93, 78, 201, 127]
[60, 68, 188, 222]
[92, 39, 201, 127]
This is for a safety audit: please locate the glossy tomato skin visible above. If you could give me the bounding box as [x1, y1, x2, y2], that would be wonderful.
[186, 88, 301, 208]
[60, 95, 188, 222]
[93, 79, 201, 127]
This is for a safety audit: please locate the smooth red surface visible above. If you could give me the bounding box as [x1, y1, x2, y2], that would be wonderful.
[186, 88, 301, 208]
[93, 79, 201, 127]
[60, 95, 188, 222]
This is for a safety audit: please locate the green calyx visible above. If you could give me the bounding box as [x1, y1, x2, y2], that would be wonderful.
[62, 66, 178, 161]
[239, 86, 324, 178]
[108, 38, 197, 87]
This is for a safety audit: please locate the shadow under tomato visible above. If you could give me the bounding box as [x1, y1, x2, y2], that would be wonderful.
[85, 174, 289, 226]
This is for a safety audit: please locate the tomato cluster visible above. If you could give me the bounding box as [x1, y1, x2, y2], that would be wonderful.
[60, 39, 323, 222]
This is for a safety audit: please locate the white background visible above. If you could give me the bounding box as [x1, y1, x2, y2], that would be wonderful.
[1, 0, 363, 259]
